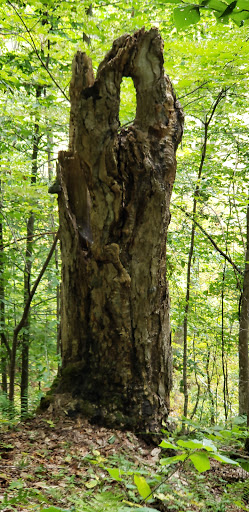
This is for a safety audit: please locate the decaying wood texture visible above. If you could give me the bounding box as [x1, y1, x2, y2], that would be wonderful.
[45, 28, 184, 430]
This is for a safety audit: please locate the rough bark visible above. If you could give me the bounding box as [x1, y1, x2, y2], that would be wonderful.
[46, 28, 183, 430]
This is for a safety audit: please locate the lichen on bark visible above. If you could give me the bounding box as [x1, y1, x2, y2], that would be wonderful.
[44, 28, 184, 431]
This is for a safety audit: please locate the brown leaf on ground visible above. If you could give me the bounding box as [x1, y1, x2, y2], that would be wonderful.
[0, 413, 247, 512]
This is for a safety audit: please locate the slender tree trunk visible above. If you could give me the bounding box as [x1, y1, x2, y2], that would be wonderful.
[47, 126, 61, 359]
[221, 265, 228, 422]
[182, 89, 226, 423]
[50, 215, 61, 358]
[47, 132, 53, 182]
[9, 234, 58, 403]
[0, 179, 7, 393]
[21, 214, 34, 416]
[206, 347, 215, 425]
[239, 202, 249, 417]
[45, 59, 62, 360]
[190, 334, 201, 419]
[7, 85, 40, 413]
[45, 29, 184, 430]
[20, 11, 51, 410]
[47, 124, 61, 361]
[182, 123, 207, 423]
[21, 86, 41, 416]
[9, 340, 17, 407]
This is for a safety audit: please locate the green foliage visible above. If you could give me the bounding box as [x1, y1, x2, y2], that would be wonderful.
[40, 508, 70, 512]
[160, 435, 239, 473]
[133, 474, 152, 500]
[0, 0, 248, 449]
[174, 5, 201, 29]
[1, 425, 248, 512]
[166, 21, 249, 421]
[157, 0, 249, 28]
[0, 5, 249, 512]
[119, 77, 136, 126]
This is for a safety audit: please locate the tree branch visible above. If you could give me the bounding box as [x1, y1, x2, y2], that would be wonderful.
[0, 231, 57, 249]
[14, 231, 59, 341]
[174, 204, 242, 275]
[1, 332, 11, 359]
[178, 80, 210, 100]
[207, 87, 228, 126]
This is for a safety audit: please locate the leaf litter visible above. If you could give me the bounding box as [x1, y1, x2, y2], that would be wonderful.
[0, 413, 248, 512]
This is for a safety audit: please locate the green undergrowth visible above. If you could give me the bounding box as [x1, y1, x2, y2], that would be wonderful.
[1, 417, 249, 512]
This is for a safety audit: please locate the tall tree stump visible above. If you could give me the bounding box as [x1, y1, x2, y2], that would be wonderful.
[46, 28, 183, 431]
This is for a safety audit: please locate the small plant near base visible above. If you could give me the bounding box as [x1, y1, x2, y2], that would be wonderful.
[159, 436, 238, 473]
[78, 421, 249, 512]
[2, 417, 249, 512]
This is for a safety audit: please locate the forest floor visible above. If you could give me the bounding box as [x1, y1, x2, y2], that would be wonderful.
[0, 413, 249, 512]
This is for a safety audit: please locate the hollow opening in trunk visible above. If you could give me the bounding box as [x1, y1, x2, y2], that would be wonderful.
[119, 77, 136, 127]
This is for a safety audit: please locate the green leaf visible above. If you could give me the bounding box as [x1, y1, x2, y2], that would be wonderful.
[218, 430, 232, 439]
[236, 0, 249, 8]
[106, 467, 123, 481]
[85, 479, 99, 488]
[205, 0, 228, 11]
[218, 0, 237, 17]
[233, 500, 249, 511]
[108, 435, 116, 444]
[202, 438, 217, 452]
[173, 5, 200, 29]
[238, 460, 249, 472]
[9, 480, 24, 490]
[231, 10, 249, 24]
[160, 453, 188, 465]
[212, 453, 239, 465]
[122, 508, 160, 512]
[189, 452, 211, 472]
[159, 440, 178, 450]
[134, 474, 152, 500]
[40, 508, 70, 512]
[177, 439, 203, 449]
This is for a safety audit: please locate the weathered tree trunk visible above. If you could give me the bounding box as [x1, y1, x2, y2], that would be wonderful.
[47, 29, 183, 430]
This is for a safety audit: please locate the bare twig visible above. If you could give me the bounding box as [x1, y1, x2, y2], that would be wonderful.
[1, 231, 57, 249]
[178, 80, 210, 100]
